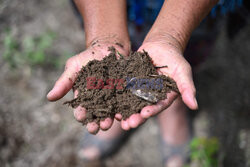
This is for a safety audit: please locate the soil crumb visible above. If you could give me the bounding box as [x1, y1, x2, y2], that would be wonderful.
[64, 46, 179, 125]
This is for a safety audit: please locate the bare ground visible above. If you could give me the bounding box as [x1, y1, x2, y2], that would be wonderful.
[0, 0, 250, 167]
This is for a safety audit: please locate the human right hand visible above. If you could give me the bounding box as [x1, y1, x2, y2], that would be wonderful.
[120, 36, 198, 130]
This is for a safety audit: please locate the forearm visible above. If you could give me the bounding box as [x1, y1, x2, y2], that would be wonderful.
[144, 0, 219, 52]
[74, 0, 130, 50]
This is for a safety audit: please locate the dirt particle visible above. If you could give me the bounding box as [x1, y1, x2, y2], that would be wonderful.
[155, 65, 168, 68]
[68, 77, 73, 82]
[115, 42, 124, 48]
[91, 40, 98, 46]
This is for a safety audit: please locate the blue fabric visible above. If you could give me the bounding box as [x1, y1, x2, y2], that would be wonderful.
[128, 0, 244, 25]
[211, 0, 243, 17]
[128, 0, 164, 25]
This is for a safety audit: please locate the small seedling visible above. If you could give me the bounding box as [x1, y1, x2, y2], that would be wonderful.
[2, 29, 57, 69]
[185, 137, 220, 167]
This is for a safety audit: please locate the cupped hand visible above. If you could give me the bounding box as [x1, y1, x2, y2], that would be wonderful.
[47, 41, 128, 134]
[47, 37, 198, 133]
[120, 39, 198, 130]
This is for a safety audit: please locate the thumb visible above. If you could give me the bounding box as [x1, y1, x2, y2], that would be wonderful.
[47, 58, 79, 101]
[175, 64, 198, 110]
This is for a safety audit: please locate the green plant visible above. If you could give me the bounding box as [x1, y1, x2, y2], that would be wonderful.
[186, 137, 220, 167]
[3, 30, 20, 68]
[2, 29, 56, 68]
[23, 31, 56, 65]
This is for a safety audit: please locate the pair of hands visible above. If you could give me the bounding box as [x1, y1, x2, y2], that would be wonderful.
[47, 38, 198, 134]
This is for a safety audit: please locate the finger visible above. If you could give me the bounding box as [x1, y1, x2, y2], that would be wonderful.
[174, 65, 198, 110]
[74, 106, 86, 122]
[47, 58, 78, 101]
[127, 113, 145, 128]
[115, 113, 122, 121]
[181, 88, 198, 110]
[86, 122, 100, 134]
[74, 90, 78, 98]
[121, 119, 130, 131]
[141, 91, 178, 119]
[100, 118, 113, 131]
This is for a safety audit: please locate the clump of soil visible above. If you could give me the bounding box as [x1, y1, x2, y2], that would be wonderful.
[64, 47, 179, 125]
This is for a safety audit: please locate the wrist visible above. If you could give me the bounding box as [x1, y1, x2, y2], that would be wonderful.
[143, 32, 185, 54]
[86, 34, 130, 54]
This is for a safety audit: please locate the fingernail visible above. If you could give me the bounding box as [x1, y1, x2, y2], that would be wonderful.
[193, 97, 198, 110]
[47, 89, 53, 99]
[47, 86, 58, 99]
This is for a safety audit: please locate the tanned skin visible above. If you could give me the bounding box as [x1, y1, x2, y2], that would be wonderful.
[47, 0, 218, 133]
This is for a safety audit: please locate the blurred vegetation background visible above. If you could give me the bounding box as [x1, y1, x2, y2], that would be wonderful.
[0, 0, 250, 167]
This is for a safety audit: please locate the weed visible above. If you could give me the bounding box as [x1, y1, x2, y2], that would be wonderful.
[2, 29, 57, 69]
[3, 29, 20, 68]
[185, 137, 220, 167]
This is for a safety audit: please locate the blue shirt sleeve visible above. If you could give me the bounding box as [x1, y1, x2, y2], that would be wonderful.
[128, 0, 244, 25]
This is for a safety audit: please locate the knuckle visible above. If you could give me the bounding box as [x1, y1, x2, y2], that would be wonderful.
[74, 113, 83, 122]
[185, 63, 192, 73]
[65, 57, 74, 69]
[179, 82, 189, 94]
[74, 108, 85, 122]
[193, 87, 197, 95]
[54, 80, 62, 87]
[130, 121, 138, 128]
